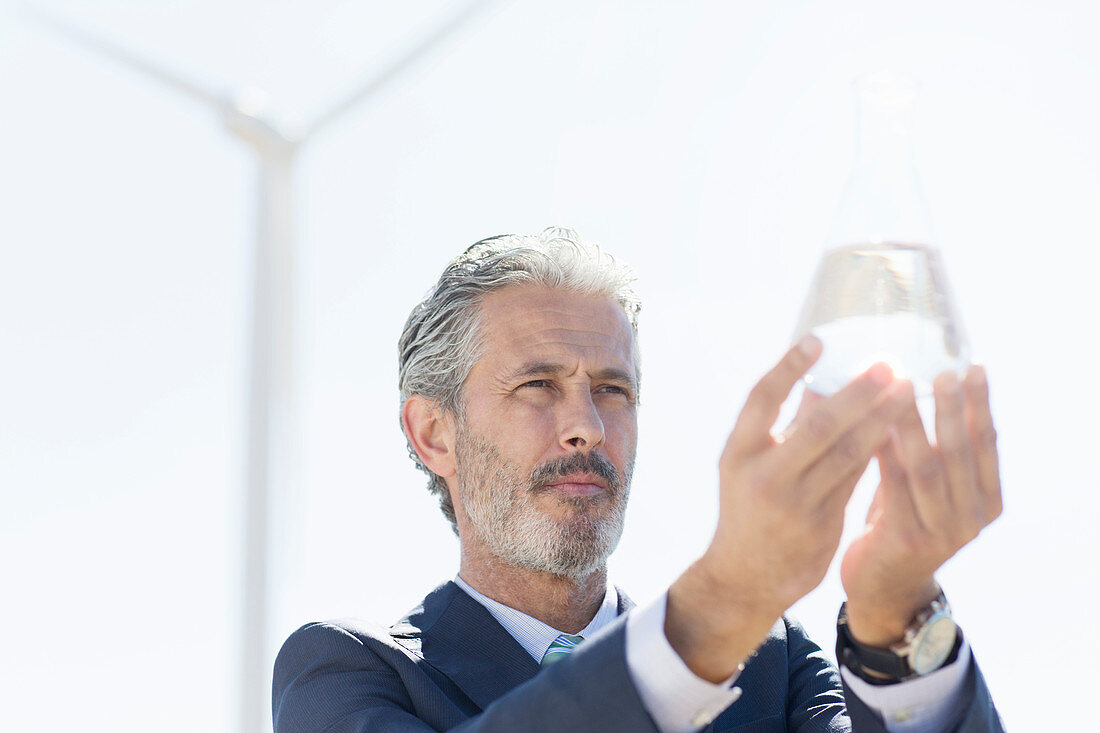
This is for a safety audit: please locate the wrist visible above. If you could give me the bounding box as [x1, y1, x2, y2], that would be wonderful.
[844, 579, 941, 647]
[665, 557, 781, 683]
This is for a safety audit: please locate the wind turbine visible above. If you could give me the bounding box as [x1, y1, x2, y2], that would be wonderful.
[26, 2, 501, 731]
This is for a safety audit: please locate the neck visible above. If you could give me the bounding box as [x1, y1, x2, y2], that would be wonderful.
[458, 545, 608, 634]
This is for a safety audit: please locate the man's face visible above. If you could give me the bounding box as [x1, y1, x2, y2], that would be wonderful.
[451, 285, 639, 578]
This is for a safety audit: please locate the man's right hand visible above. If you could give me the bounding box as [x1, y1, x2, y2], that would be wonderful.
[665, 336, 910, 682]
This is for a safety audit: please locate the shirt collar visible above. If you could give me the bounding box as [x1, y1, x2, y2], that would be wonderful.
[453, 574, 620, 662]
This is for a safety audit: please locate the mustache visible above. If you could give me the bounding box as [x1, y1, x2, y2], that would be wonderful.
[529, 451, 623, 494]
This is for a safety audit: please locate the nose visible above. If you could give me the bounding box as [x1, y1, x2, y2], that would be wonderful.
[560, 390, 606, 450]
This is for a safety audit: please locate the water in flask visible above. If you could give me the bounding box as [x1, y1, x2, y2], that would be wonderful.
[794, 241, 968, 397]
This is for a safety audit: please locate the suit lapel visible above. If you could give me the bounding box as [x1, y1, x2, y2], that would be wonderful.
[392, 581, 635, 714]
[399, 582, 541, 711]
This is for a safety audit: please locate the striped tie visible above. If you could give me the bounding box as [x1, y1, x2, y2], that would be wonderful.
[541, 633, 585, 666]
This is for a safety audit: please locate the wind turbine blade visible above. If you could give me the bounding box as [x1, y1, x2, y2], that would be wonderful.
[22, 4, 229, 110]
[304, 0, 504, 138]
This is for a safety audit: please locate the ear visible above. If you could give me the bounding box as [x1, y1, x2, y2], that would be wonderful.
[402, 394, 457, 479]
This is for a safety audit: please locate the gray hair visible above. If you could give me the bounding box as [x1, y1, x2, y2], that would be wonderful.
[398, 226, 641, 532]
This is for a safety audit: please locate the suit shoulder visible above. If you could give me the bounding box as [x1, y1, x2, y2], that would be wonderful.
[275, 618, 405, 669]
[272, 619, 425, 733]
[293, 617, 393, 642]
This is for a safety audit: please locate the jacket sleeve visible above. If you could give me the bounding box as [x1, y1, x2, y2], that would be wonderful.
[784, 616, 853, 732]
[272, 619, 660, 733]
[839, 647, 1006, 733]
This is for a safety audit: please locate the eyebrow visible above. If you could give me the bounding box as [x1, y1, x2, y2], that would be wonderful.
[505, 360, 638, 391]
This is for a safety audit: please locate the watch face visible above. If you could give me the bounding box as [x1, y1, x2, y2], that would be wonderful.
[911, 614, 957, 675]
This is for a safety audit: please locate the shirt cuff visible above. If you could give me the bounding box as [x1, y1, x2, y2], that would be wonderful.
[624, 591, 743, 732]
[840, 638, 972, 733]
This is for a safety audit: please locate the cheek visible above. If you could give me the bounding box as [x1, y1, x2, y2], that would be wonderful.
[466, 393, 545, 432]
[468, 402, 559, 462]
[604, 411, 638, 458]
[499, 403, 560, 445]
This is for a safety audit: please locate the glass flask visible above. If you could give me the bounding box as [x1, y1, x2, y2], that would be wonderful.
[793, 71, 969, 396]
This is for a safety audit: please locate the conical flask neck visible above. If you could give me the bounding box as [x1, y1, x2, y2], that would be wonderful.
[855, 102, 915, 168]
[829, 72, 934, 247]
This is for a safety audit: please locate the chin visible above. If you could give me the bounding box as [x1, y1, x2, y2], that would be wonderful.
[511, 515, 625, 579]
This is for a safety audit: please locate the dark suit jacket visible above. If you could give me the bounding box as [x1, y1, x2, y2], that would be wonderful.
[272, 581, 1003, 732]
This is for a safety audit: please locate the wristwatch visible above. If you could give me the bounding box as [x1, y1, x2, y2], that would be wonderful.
[836, 590, 961, 684]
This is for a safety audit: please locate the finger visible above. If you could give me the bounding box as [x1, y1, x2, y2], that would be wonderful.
[797, 379, 910, 506]
[821, 454, 874, 527]
[727, 335, 822, 459]
[876, 429, 907, 491]
[768, 360, 896, 481]
[775, 387, 823, 443]
[933, 371, 980, 518]
[875, 428, 926, 534]
[892, 383, 952, 533]
[964, 365, 1003, 521]
[794, 386, 824, 423]
[862, 443, 894, 524]
[864, 482, 885, 525]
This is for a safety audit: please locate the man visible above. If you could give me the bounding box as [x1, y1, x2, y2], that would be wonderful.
[273, 227, 1004, 732]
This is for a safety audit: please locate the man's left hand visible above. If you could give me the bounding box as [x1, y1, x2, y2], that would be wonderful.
[839, 365, 1003, 647]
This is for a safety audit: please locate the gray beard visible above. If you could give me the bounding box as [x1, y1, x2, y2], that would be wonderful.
[455, 428, 633, 579]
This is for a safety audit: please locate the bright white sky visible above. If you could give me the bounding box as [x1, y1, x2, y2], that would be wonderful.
[2, 1, 1098, 731]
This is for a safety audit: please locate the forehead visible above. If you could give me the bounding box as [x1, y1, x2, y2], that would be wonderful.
[474, 285, 636, 374]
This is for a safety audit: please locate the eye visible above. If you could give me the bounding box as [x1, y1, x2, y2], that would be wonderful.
[596, 384, 632, 399]
[519, 379, 551, 389]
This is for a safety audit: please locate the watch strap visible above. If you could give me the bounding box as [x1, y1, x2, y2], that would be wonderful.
[836, 593, 961, 685]
[836, 603, 910, 683]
